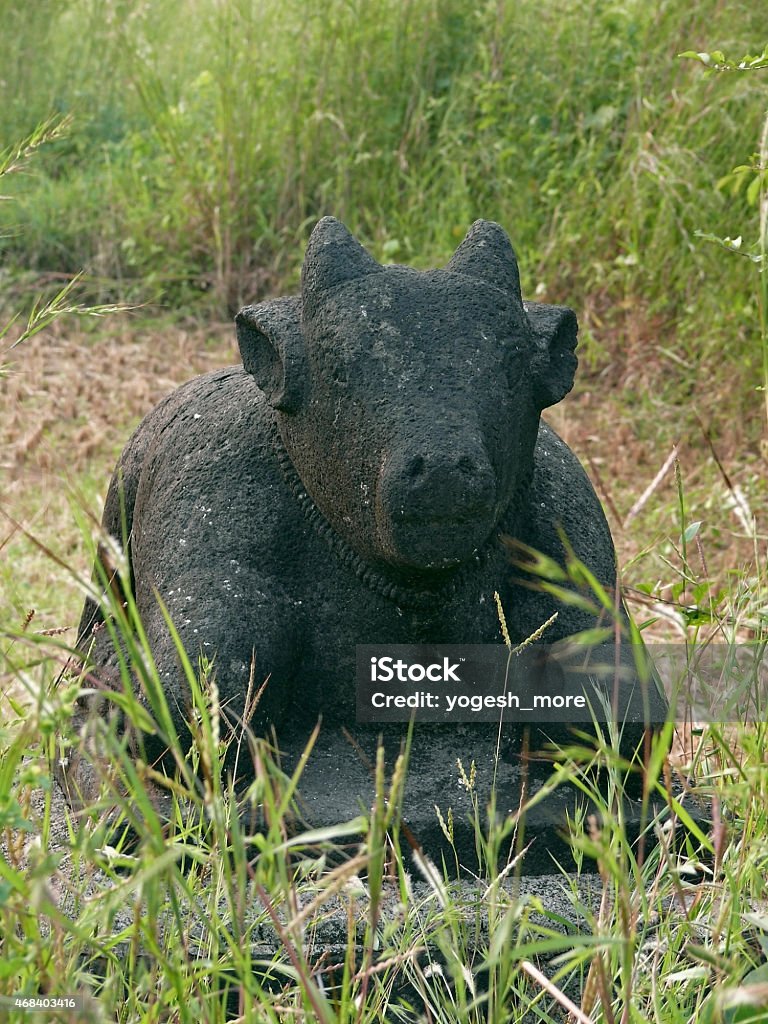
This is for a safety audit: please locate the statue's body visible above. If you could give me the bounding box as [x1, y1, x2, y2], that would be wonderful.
[78, 218, 665, 800]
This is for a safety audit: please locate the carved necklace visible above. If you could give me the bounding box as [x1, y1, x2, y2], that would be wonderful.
[271, 417, 527, 611]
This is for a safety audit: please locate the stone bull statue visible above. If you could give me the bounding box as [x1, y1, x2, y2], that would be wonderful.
[76, 218, 666, 863]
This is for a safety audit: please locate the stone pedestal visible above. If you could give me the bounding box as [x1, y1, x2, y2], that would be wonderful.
[277, 721, 672, 875]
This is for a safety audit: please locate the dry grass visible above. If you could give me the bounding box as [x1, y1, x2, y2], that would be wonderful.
[0, 317, 237, 632]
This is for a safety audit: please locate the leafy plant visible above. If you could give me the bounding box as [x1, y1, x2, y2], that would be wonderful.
[680, 43, 768, 437]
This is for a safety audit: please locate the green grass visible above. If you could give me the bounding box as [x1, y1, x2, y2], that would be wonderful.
[0, 531, 767, 1023]
[0, 478, 767, 1022]
[0, 2, 763, 326]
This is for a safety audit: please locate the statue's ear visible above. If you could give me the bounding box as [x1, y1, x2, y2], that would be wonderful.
[235, 296, 306, 413]
[525, 302, 578, 408]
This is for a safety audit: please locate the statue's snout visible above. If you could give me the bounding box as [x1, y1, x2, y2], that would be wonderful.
[375, 437, 498, 568]
[389, 444, 497, 524]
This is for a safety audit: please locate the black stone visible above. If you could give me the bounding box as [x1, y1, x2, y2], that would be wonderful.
[77, 218, 668, 865]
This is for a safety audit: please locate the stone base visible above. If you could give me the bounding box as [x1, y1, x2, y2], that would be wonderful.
[274, 722, 698, 875]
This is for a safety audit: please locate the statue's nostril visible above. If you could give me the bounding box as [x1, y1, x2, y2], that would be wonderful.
[458, 455, 474, 474]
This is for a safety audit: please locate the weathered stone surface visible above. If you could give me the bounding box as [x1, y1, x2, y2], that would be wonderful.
[76, 218, 667, 857]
